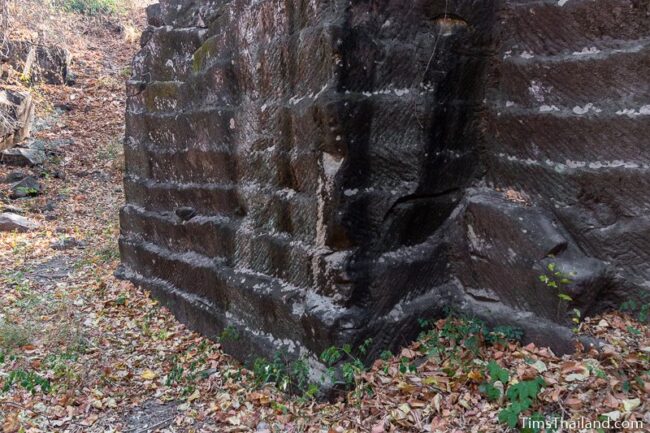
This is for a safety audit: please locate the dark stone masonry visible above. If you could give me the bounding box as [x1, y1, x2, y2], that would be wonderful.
[119, 0, 650, 364]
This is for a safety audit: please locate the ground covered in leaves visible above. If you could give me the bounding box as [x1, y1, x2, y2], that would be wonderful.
[0, 3, 649, 433]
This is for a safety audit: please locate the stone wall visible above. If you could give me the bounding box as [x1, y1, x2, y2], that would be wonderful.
[120, 0, 649, 363]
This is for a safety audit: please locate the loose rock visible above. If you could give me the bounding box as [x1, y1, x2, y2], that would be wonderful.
[0, 212, 38, 232]
[50, 237, 85, 251]
[2, 171, 27, 183]
[10, 175, 42, 199]
[1, 146, 46, 166]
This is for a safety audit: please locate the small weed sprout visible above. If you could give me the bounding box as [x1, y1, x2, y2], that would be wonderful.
[539, 262, 579, 325]
[620, 292, 650, 323]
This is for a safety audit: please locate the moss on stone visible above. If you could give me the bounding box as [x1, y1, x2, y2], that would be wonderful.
[192, 37, 219, 73]
[144, 82, 180, 111]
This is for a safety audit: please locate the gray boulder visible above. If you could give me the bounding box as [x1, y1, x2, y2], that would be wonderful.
[2, 171, 27, 183]
[1, 146, 46, 166]
[10, 175, 42, 199]
[0, 212, 38, 232]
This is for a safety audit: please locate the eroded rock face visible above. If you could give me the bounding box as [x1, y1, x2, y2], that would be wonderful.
[2, 41, 72, 85]
[120, 0, 649, 363]
[0, 90, 34, 150]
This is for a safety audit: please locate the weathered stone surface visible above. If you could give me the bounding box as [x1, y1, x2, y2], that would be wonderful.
[0, 90, 34, 150]
[2, 41, 72, 85]
[120, 0, 649, 363]
[10, 175, 42, 199]
[50, 237, 85, 251]
[1, 146, 46, 166]
[0, 212, 38, 232]
[146, 3, 164, 27]
[2, 171, 27, 183]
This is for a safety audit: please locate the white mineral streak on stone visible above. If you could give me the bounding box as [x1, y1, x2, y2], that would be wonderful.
[539, 105, 559, 112]
[572, 103, 602, 115]
[276, 188, 296, 199]
[289, 95, 305, 105]
[467, 224, 487, 252]
[520, 51, 534, 59]
[226, 311, 304, 355]
[616, 105, 650, 117]
[387, 302, 404, 321]
[498, 153, 648, 171]
[558, 0, 569, 6]
[573, 47, 600, 56]
[290, 86, 428, 106]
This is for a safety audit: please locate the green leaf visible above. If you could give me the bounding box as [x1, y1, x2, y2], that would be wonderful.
[506, 377, 545, 403]
[479, 382, 501, 401]
[488, 360, 510, 384]
[498, 405, 520, 428]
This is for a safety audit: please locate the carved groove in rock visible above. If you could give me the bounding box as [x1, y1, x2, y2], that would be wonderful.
[119, 0, 650, 363]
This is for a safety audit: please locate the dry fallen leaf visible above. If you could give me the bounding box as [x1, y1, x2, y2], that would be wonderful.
[140, 369, 157, 380]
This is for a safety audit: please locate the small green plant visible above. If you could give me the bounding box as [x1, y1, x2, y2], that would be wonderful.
[56, 0, 122, 15]
[321, 340, 371, 383]
[621, 293, 650, 322]
[486, 325, 524, 345]
[219, 325, 240, 342]
[479, 360, 510, 402]
[165, 350, 210, 396]
[14, 186, 39, 196]
[165, 359, 184, 386]
[418, 315, 523, 371]
[0, 320, 33, 350]
[319, 339, 373, 398]
[2, 369, 51, 395]
[42, 352, 80, 388]
[96, 245, 120, 263]
[115, 293, 128, 306]
[539, 262, 577, 323]
[498, 376, 545, 428]
[252, 352, 313, 396]
[97, 137, 123, 162]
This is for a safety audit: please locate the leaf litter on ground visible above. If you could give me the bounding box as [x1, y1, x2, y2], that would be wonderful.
[0, 2, 648, 433]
